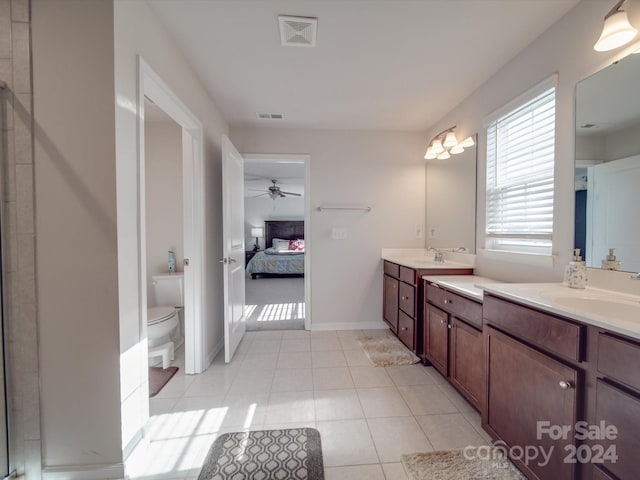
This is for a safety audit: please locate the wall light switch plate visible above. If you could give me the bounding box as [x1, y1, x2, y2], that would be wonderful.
[331, 227, 347, 240]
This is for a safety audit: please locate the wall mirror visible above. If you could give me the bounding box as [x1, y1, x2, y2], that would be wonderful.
[575, 53, 640, 273]
[426, 134, 477, 253]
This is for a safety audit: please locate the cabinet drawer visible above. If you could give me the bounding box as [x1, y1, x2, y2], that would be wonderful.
[598, 333, 640, 391]
[426, 284, 482, 329]
[595, 380, 640, 480]
[483, 295, 584, 362]
[399, 282, 415, 317]
[399, 266, 415, 285]
[384, 261, 399, 278]
[398, 310, 415, 350]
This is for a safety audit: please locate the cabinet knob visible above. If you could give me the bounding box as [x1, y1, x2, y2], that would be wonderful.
[559, 380, 573, 390]
[401, 327, 407, 331]
[447, 324, 452, 329]
[440, 319, 445, 324]
[444, 299, 452, 304]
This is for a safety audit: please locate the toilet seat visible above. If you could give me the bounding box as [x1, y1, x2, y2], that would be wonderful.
[147, 306, 176, 325]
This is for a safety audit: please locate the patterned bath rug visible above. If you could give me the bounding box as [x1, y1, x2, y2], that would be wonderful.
[198, 428, 324, 480]
[357, 334, 420, 366]
[402, 448, 526, 480]
[148, 366, 178, 398]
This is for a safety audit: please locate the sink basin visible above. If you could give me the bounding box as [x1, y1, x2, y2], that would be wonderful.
[551, 296, 640, 319]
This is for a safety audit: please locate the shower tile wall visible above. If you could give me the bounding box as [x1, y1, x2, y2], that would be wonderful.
[0, 0, 41, 477]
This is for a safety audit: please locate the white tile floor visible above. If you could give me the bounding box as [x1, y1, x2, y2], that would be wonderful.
[125, 330, 491, 480]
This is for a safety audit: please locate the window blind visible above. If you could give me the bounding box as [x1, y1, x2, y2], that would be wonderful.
[486, 85, 556, 253]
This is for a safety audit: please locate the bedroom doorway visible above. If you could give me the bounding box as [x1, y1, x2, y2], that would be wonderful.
[243, 154, 311, 331]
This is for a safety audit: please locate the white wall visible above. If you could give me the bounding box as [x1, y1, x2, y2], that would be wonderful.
[576, 123, 640, 162]
[244, 196, 304, 250]
[32, 0, 123, 472]
[145, 120, 183, 304]
[425, 0, 640, 282]
[114, 0, 229, 459]
[231, 128, 426, 329]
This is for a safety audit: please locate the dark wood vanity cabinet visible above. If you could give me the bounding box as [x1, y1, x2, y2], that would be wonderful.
[485, 324, 579, 480]
[382, 261, 472, 354]
[483, 293, 640, 480]
[423, 282, 483, 410]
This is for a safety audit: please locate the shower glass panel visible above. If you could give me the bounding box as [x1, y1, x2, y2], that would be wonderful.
[0, 80, 10, 477]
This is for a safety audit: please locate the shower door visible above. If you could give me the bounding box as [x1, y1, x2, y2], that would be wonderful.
[0, 80, 10, 478]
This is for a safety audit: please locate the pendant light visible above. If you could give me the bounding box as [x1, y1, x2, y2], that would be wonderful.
[594, 0, 638, 52]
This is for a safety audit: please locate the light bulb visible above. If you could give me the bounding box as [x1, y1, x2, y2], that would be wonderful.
[431, 139, 444, 154]
[460, 136, 475, 148]
[594, 10, 638, 52]
[443, 131, 458, 148]
[424, 147, 437, 160]
[450, 144, 465, 154]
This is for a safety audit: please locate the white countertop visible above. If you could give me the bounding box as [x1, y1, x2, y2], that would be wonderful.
[481, 283, 640, 341]
[422, 275, 502, 302]
[382, 254, 474, 270]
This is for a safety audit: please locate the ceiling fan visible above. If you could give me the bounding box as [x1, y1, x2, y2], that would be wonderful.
[249, 179, 302, 200]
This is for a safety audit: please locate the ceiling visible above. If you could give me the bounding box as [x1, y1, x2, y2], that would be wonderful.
[147, 0, 579, 132]
[576, 52, 640, 136]
[244, 158, 305, 197]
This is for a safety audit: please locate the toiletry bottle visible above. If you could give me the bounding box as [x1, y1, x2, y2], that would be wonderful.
[565, 248, 587, 289]
[168, 250, 176, 273]
[601, 248, 621, 271]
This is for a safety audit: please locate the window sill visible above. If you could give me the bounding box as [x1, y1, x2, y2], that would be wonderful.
[479, 249, 557, 267]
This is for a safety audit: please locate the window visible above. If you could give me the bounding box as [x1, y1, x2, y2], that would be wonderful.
[485, 75, 557, 255]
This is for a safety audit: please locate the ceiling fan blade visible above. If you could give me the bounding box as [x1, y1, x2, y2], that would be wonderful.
[252, 193, 270, 198]
[248, 188, 269, 192]
[280, 191, 303, 196]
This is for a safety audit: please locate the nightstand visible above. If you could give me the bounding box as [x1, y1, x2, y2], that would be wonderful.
[245, 250, 258, 266]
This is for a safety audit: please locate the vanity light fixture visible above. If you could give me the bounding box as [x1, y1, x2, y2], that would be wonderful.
[594, 0, 638, 52]
[424, 126, 475, 160]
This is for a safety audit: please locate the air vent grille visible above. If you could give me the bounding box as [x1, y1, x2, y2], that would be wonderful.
[257, 113, 284, 120]
[279, 15, 318, 47]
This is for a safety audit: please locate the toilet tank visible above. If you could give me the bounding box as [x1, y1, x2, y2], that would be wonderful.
[152, 273, 184, 307]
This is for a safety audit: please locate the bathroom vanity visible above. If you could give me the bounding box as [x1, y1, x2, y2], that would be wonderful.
[422, 275, 498, 411]
[381, 255, 473, 355]
[481, 283, 640, 480]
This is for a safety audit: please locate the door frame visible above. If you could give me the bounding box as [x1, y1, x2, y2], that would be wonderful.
[242, 153, 312, 330]
[137, 57, 207, 374]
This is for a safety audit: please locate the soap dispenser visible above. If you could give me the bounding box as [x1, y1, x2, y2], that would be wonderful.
[564, 248, 587, 289]
[601, 248, 621, 271]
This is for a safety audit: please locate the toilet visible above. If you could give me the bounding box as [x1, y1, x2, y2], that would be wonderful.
[147, 272, 184, 368]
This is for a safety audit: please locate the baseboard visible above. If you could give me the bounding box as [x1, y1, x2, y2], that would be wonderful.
[42, 463, 125, 480]
[122, 427, 143, 462]
[209, 337, 224, 365]
[311, 321, 388, 331]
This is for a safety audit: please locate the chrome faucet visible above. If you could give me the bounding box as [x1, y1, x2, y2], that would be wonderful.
[429, 248, 445, 263]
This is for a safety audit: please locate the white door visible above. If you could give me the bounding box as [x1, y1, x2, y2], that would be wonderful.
[587, 154, 640, 272]
[222, 135, 246, 363]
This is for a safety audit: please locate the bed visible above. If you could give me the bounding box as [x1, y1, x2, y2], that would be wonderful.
[246, 220, 305, 279]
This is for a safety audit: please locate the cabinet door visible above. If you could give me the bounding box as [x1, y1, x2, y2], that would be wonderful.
[425, 304, 448, 376]
[594, 380, 640, 480]
[485, 326, 578, 480]
[450, 318, 483, 411]
[383, 275, 399, 332]
[398, 310, 415, 351]
[399, 281, 415, 317]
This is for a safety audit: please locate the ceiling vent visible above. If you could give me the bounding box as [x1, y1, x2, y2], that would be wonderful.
[257, 113, 284, 120]
[278, 15, 318, 47]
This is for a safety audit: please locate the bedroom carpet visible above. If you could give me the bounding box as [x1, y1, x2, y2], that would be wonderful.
[245, 276, 305, 331]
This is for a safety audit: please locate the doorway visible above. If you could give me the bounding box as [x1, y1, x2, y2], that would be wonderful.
[242, 155, 311, 331]
[138, 58, 207, 378]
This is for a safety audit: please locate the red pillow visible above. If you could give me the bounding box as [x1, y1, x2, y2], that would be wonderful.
[288, 239, 305, 251]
